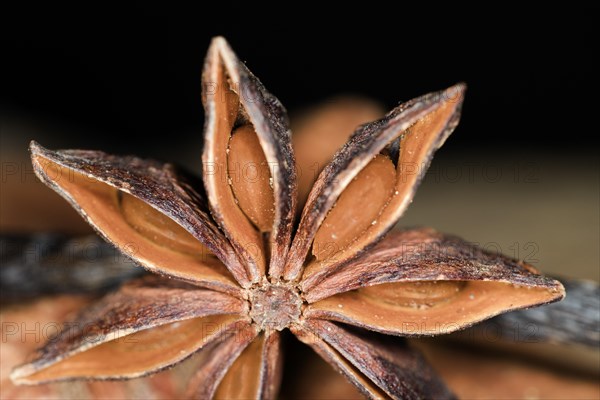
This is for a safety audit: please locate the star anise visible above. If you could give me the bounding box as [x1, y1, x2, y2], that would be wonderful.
[11, 37, 564, 399]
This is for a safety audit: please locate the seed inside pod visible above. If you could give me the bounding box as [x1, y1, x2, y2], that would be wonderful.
[292, 98, 385, 207]
[120, 192, 209, 256]
[360, 281, 466, 309]
[313, 154, 396, 260]
[227, 124, 275, 232]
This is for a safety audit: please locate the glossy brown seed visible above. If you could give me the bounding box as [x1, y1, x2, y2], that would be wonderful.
[308, 281, 563, 336]
[30, 146, 247, 289]
[202, 49, 266, 280]
[202, 37, 297, 280]
[227, 124, 275, 232]
[313, 154, 396, 260]
[212, 332, 282, 399]
[285, 84, 465, 282]
[185, 324, 259, 399]
[214, 333, 264, 399]
[10, 277, 247, 384]
[360, 281, 466, 309]
[120, 191, 210, 256]
[292, 98, 384, 207]
[19, 318, 215, 383]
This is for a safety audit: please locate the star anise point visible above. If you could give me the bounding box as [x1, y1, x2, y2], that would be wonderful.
[12, 37, 564, 400]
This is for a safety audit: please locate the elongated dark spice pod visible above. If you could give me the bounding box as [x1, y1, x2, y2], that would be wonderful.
[0, 234, 143, 304]
[472, 278, 599, 347]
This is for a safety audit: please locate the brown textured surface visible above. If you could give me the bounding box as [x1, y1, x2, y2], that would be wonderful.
[451, 278, 600, 375]
[285, 84, 465, 282]
[307, 281, 562, 337]
[292, 324, 393, 398]
[119, 191, 211, 256]
[304, 229, 563, 336]
[224, 47, 297, 281]
[202, 42, 265, 281]
[304, 228, 564, 301]
[11, 276, 247, 383]
[202, 37, 297, 280]
[213, 331, 283, 399]
[6, 36, 589, 399]
[30, 142, 248, 287]
[186, 323, 258, 399]
[1, 296, 184, 399]
[474, 278, 600, 347]
[278, 335, 364, 399]
[15, 316, 240, 383]
[259, 331, 284, 399]
[292, 97, 385, 208]
[295, 320, 455, 400]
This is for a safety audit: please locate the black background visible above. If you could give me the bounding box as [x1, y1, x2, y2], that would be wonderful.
[1, 5, 598, 159]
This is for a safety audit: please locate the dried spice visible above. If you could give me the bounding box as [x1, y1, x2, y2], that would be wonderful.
[11, 37, 564, 399]
[1, 294, 196, 400]
[0, 234, 142, 303]
[451, 278, 600, 375]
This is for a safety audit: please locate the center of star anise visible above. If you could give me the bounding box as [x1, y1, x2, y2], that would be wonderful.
[248, 282, 302, 331]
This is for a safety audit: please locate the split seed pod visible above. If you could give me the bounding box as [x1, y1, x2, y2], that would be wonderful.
[12, 37, 564, 399]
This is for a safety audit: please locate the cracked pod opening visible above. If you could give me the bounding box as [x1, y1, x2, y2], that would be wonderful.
[202, 37, 297, 281]
[30, 143, 242, 293]
[11, 315, 243, 384]
[309, 280, 563, 336]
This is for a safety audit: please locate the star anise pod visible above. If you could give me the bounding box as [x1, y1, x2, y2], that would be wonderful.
[11, 37, 565, 399]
